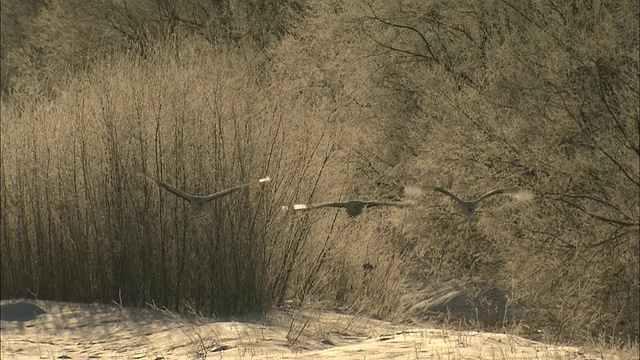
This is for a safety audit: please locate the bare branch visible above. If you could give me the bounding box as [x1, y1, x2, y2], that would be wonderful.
[361, 27, 432, 62]
[559, 93, 640, 187]
[365, 4, 439, 63]
[596, 72, 640, 157]
[588, 225, 636, 249]
[544, 192, 624, 214]
[596, 146, 640, 187]
[552, 196, 639, 228]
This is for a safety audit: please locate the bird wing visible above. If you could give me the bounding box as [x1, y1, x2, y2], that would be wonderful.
[200, 176, 272, 202]
[476, 188, 508, 202]
[428, 187, 464, 203]
[504, 188, 535, 201]
[202, 183, 250, 202]
[138, 173, 194, 202]
[364, 200, 414, 208]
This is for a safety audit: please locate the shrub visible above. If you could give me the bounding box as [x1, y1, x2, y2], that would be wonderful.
[1, 39, 339, 315]
[355, 0, 639, 343]
[1, 0, 308, 98]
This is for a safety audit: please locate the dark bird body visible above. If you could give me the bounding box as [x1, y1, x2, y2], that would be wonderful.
[282, 200, 413, 217]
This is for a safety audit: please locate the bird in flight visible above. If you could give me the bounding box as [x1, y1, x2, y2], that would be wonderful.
[139, 173, 271, 209]
[281, 200, 413, 217]
[426, 187, 533, 216]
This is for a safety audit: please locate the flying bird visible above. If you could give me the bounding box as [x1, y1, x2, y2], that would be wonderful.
[139, 173, 271, 209]
[281, 200, 413, 217]
[427, 187, 533, 215]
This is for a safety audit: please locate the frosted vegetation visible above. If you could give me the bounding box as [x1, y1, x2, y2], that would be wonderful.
[1, 0, 637, 347]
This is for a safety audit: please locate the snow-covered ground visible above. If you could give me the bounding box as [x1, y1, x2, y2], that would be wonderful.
[0, 300, 614, 359]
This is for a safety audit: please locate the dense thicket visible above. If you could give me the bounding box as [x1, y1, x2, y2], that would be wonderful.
[1, 0, 638, 345]
[355, 0, 639, 343]
[0, 0, 306, 97]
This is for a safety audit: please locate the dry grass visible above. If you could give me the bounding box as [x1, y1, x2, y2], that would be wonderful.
[4, 300, 637, 359]
[1, 0, 638, 353]
[1, 39, 340, 313]
[351, 0, 639, 344]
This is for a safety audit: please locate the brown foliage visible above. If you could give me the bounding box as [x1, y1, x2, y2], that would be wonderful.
[1, 0, 638, 347]
[359, 0, 639, 343]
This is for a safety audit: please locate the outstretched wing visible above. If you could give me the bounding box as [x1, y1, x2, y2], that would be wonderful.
[476, 188, 508, 202]
[476, 188, 535, 202]
[202, 183, 249, 201]
[202, 176, 271, 202]
[504, 188, 534, 202]
[428, 187, 464, 203]
[138, 173, 193, 202]
[364, 200, 414, 208]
